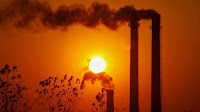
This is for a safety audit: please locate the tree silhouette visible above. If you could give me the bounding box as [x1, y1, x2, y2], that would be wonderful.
[0, 65, 28, 112]
[35, 75, 86, 112]
[91, 88, 106, 112]
[90, 88, 127, 112]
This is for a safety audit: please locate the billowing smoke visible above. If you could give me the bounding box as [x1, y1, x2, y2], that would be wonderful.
[83, 71, 114, 88]
[0, 0, 157, 30]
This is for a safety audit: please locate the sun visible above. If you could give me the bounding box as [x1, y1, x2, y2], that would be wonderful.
[89, 57, 106, 73]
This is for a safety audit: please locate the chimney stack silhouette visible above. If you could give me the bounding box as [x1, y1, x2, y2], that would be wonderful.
[151, 13, 161, 112]
[130, 12, 139, 112]
[106, 89, 114, 112]
[130, 13, 161, 112]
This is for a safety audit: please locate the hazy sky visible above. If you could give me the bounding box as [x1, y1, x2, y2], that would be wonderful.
[0, 0, 200, 111]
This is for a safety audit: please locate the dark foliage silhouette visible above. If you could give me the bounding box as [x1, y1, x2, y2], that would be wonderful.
[91, 88, 127, 112]
[91, 88, 106, 112]
[35, 75, 85, 112]
[0, 65, 28, 112]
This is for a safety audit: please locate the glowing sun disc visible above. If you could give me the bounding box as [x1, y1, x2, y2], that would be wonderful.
[89, 57, 106, 73]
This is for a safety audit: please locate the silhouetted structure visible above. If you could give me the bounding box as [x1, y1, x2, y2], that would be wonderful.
[130, 13, 161, 112]
[130, 13, 139, 112]
[151, 14, 161, 112]
[106, 89, 114, 112]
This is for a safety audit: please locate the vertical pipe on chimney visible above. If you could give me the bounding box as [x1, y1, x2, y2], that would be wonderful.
[130, 12, 139, 112]
[106, 89, 114, 112]
[151, 13, 161, 112]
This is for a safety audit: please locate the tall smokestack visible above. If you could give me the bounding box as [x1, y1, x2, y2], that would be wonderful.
[151, 13, 161, 112]
[130, 13, 139, 112]
[106, 89, 114, 112]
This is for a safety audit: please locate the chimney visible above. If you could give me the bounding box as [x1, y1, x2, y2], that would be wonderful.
[151, 13, 161, 112]
[106, 89, 114, 112]
[129, 12, 161, 112]
[130, 12, 139, 112]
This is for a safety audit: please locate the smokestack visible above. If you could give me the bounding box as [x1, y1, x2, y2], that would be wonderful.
[151, 13, 161, 112]
[130, 13, 139, 112]
[106, 89, 114, 112]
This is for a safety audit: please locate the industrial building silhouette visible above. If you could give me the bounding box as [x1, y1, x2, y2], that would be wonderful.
[105, 13, 161, 112]
[130, 13, 161, 112]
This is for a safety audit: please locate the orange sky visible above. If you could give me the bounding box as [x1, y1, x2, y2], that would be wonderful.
[0, 0, 200, 112]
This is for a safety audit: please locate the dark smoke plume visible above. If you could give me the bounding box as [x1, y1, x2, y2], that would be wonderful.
[0, 0, 157, 30]
[83, 71, 114, 88]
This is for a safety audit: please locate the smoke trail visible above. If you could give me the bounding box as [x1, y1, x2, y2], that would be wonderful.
[0, 0, 157, 30]
[83, 71, 114, 88]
